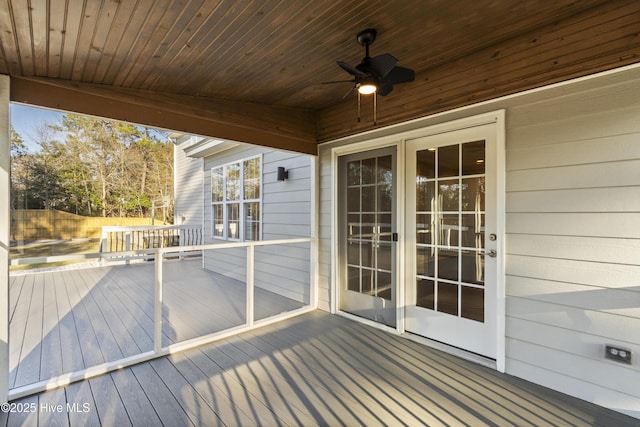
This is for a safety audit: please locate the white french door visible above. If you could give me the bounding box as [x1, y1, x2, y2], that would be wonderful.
[338, 147, 397, 327]
[405, 123, 498, 358]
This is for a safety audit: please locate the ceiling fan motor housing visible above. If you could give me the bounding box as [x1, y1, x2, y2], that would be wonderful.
[357, 28, 377, 47]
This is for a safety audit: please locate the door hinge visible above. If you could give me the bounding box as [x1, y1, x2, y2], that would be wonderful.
[392, 233, 398, 242]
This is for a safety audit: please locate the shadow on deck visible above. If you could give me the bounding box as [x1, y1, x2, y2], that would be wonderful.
[4, 259, 637, 426]
[2, 310, 637, 426]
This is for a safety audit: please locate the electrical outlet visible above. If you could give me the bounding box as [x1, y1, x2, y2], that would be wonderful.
[605, 345, 632, 364]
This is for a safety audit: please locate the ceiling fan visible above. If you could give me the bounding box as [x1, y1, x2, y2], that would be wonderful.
[324, 28, 415, 123]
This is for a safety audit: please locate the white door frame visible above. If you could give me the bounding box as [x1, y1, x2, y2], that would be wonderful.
[330, 110, 506, 371]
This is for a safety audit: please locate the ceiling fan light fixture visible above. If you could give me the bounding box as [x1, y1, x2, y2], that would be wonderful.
[357, 82, 377, 95]
[357, 76, 378, 94]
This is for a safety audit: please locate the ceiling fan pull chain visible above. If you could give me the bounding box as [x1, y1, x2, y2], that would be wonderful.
[357, 92, 361, 122]
[373, 92, 377, 125]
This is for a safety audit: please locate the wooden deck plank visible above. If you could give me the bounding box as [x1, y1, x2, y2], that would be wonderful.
[167, 351, 259, 427]
[198, 340, 380, 427]
[299, 318, 503, 425]
[181, 349, 285, 426]
[39, 273, 63, 382]
[10, 258, 305, 389]
[8, 273, 33, 388]
[89, 267, 154, 354]
[161, 260, 262, 339]
[70, 268, 125, 362]
[61, 270, 105, 368]
[8, 274, 25, 324]
[64, 380, 100, 427]
[6, 394, 38, 427]
[206, 337, 370, 426]
[239, 329, 440, 426]
[129, 363, 195, 426]
[87, 268, 156, 351]
[148, 357, 225, 427]
[74, 267, 142, 360]
[13, 271, 44, 388]
[7, 260, 638, 426]
[109, 369, 162, 427]
[229, 334, 431, 426]
[37, 388, 69, 427]
[250, 312, 636, 427]
[110, 264, 198, 344]
[87, 375, 132, 427]
[356, 323, 585, 427]
[5, 310, 638, 426]
[261, 313, 517, 426]
[54, 271, 85, 374]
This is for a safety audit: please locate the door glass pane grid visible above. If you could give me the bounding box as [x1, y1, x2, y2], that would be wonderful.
[346, 157, 393, 300]
[415, 141, 485, 321]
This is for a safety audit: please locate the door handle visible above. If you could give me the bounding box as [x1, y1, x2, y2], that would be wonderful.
[485, 249, 497, 258]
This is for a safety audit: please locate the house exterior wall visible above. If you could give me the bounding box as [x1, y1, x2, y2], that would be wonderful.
[173, 136, 204, 227]
[317, 66, 640, 418]
[503, 81, 640, 416]
[202, 144, 313, 304]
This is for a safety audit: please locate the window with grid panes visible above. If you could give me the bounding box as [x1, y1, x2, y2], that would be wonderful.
[211, 156, 261, 241]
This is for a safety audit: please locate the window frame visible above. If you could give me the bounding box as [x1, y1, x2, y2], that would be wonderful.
[210, 155, 263, 241]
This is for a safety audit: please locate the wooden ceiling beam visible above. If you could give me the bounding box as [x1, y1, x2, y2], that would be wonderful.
[9, 77, 319, 155]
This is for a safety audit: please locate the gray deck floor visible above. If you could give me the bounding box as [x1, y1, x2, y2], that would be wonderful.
[1, 310, 637, 426]
[8, 258, 304, 390]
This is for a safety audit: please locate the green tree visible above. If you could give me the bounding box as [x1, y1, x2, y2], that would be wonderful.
[11, 112, 174, 220]
[9, 127, 28, 211]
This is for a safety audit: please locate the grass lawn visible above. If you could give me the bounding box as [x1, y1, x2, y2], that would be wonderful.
[10, 239, 101, 271]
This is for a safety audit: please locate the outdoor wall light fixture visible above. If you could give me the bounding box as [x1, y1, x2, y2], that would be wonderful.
[277, 166, 289, 181]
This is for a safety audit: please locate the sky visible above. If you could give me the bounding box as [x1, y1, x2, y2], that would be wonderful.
[10, 103, 171, 151]
[10, 104, 65, 150]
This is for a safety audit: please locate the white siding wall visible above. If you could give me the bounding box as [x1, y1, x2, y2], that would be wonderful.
[317, 69, 640, 418]
[202, 145, 313, 303]
[317, 148, 333, 312]
[174, 138, 204, 227]
[504, 83, 640, 417]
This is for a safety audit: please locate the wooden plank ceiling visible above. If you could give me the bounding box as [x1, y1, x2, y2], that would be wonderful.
[1, 0, 640, 154]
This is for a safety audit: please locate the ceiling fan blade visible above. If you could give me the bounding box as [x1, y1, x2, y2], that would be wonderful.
[337, 61, 366, 77]
[342, 85, 356, 99]
[368, 54, 397, 78]
[378, 82, 394, 96]
[383, 66, 415, 84]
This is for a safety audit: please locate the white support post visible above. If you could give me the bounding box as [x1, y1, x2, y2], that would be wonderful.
[246, 245, 254, 327]
[310, 155, 319, 309]
[0, 75, 10, 402]
[154, 251, 163, 353]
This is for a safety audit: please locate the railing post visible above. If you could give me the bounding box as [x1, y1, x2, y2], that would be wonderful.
[99, 228, 108, 265]
[154, 250, 163, 353]
[125, 232, 131, 265]
[246, 245, 254, 327]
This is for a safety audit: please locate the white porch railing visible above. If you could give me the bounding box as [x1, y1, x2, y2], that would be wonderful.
[100, 225, 204, 262]
[8, 237, 317, 400]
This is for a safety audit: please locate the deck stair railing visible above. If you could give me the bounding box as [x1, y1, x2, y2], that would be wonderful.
[100, 225, 203, 261]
